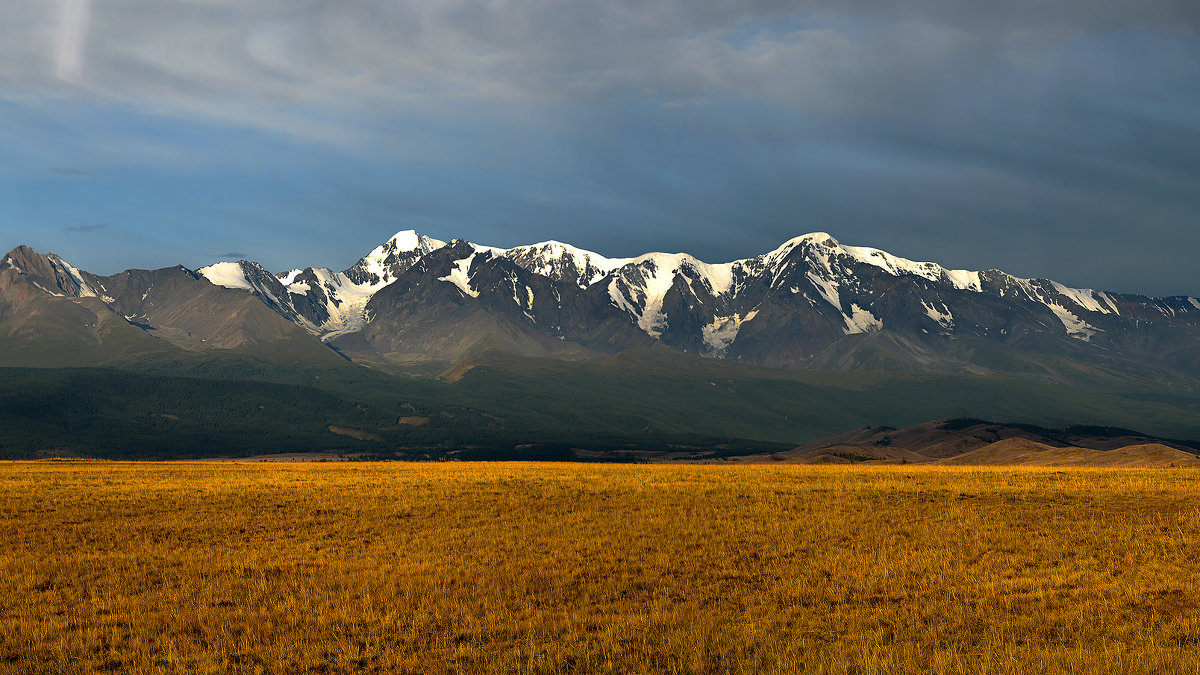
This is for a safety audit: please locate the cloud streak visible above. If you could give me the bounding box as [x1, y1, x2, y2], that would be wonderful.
[5, 2, 1196, 112]
[54, 0, 90, 81]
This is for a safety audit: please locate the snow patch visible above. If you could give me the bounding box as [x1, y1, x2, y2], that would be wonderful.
[1190, 298, 1200, 311]
[48, 255, 97, 297]
[805, 271, 841, 310]
[471, 243, 505, 256]
[630, 255, 684, 336]
[201, 260, 292, 310]
[998, 275, 1116, 335]
[275, 269, 314, 296]
[1045, 302, 1097, 340]
[1051, 281, 1115, 314]
[682, 258, 734, 296]
[199, 262, 253, 291]
[306, 267, 383, 339]
[922, 300, 955, 330]
[277, 269, 303, 285]
[29, 280, 58, 296]
[438, 254, 480, 298]
[844, 304, 883, 334]
[943, 269, 983, 292]
[608, 278, 638, 316]
[702, 310, 758, 354]
[1098, 292, 1121, 315]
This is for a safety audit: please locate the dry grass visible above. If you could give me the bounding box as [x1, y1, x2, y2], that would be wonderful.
[1, 462, 1198, 674]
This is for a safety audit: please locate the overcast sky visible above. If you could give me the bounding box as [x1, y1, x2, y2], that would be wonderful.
[1, 1, 1197, 295]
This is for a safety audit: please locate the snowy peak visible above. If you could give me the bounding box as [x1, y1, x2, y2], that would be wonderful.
[752, 232, 981, 293]
[502, 241, 630, 288]
[602, 253, 734, 338]
[343, 229, 446, 288]
[389, 229, 446, 255]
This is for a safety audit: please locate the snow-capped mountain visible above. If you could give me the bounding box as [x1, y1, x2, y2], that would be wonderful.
[6, 231, 1200, 381]
[197, 230, 447, 339]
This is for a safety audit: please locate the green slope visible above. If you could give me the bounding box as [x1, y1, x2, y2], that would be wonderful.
[2, 345, 1199, 459]
[442, 348, 1200, 442]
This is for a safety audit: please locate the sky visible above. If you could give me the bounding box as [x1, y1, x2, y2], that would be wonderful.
[0, 1, 1197, 296]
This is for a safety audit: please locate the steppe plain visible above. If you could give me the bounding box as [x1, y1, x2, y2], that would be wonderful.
[2, 461, 1198, 674]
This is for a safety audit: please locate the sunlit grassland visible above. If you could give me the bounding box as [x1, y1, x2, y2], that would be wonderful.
[1, 462, 1198, 673]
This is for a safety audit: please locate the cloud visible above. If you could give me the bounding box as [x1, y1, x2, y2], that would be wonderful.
[51, 167, 86, 175]
[214, 252, 248, 259]
[0, 2, 1190, 187]
[2, 2, 1195, 117]
[64, 223, 108, 232]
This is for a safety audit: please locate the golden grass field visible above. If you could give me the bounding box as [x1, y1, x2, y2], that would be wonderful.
[2, 462, 1198, 674]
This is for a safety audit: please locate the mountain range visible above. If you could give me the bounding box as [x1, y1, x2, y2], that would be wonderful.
[7, 230, 1200, 380]
[3, 231, 1199, 459]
